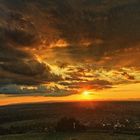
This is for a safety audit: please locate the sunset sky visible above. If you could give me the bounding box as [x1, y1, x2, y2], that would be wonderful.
[0, 0, 140, 105]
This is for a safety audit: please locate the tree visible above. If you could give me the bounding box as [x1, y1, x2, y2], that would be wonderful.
[55, 117, 86, 132]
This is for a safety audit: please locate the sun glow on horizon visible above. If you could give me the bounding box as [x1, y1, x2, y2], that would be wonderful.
[83, 91, 90, 96]
[81, 90, 94, 100]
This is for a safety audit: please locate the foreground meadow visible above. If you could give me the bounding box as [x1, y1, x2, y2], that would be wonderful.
[0, 132, 140, 140]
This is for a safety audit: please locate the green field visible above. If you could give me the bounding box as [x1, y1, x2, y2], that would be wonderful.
[0, 133, 140, 140]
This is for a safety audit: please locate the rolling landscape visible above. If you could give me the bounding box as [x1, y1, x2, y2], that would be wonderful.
[0, 101, 140, 140]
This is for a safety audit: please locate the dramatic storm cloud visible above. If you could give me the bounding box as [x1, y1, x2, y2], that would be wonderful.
[0, 0, 140, 96]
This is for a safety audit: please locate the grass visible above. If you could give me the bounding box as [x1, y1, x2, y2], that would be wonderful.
[0, 132, 140, 140]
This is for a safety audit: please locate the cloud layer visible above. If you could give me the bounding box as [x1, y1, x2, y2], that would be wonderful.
[0, 0, 140, 96]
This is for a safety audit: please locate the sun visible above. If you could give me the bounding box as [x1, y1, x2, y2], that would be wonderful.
[81, 90, 94, 100]
[83, 91, 90, 96]
[82, 90, 93, 96]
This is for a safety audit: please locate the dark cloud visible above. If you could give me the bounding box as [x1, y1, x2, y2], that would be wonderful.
[0, 60, 48, 76]
[0, 0, 140, 95]
[21, 0, 139, 66]
[5, 28, 37, 46]
[122, 72, 135, 80]
[0, 1, 61, 88]
[59, 79, 112, 90]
